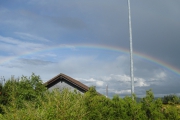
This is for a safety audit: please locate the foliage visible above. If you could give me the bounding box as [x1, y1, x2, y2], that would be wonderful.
[141, 89, 164, 119]
[84, 87, 114, 120]
[1, 89, 86, 120]
[123, 95, 146, 120]
[0, 74, 180, 119]
[163, 105, 180, 120]
[0, 73, 46, 111]
[162, 94, 180, 104]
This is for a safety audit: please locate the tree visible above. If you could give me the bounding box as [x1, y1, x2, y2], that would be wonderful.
[0, 73, 46, 111]
[141, 89, 164, 119]
[162, 94, 179, 105]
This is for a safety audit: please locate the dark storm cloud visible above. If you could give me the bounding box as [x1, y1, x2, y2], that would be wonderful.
[130, 1, 180, 68]
[11, 0, 128, 44]
[3, 0, 180, 59]
[38, 0, 180, 69]
[50, 17, 86, 30]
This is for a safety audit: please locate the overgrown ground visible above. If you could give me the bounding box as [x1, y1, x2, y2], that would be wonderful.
[0, 74, 179, 120]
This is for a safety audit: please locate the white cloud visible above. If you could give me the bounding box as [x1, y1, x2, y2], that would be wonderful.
[76, 78, 104, 87]
[15, 32, 50, 42]
[134, 78, 149, 87]
[78, 78, 96, 82]
[150, 71, 167, 81]
[110, 89, 131, 94]
[0, 35, 47, 55]
[0, 35, 23, 45]
[156, 71, 166, 79]
[96, 81, 104, 87]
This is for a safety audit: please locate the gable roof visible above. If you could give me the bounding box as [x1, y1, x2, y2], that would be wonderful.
[44, 73, 89, 92]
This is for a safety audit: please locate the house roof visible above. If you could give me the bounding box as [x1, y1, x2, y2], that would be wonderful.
[44, 73, 89, 92]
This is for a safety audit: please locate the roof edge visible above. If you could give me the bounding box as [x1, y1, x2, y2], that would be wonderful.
[44, 73, 89, 92]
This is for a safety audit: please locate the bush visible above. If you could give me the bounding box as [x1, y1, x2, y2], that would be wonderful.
[162, 94, 179, 104]
[141, 89, 164, 119]
[163, 105, 180, 120]
[1, 89, 87, 120]
[0, 73, 46, 112]
[0, 74, 180, 119]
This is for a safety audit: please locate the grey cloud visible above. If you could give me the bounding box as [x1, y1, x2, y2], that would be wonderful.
[15, 32, 50, 42]
[50, 17, 86, 30]
[0, 35, 48, 55]
[130, 1, 180, 69]
[19, 58, 54, 65]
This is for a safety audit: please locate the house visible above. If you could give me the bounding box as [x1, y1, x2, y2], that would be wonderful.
[44, 73, 89, 93]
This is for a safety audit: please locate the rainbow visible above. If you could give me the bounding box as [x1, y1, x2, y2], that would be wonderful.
[1, 43, 180, 76]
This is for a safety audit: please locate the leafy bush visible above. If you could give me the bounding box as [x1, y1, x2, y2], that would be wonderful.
[1, 89, 87, 120]
[141, 90, 164, 119]
[0, 74, 180, 119]
[0, 73, 46, 110]
[163, 105, 180, 120]
[162, 94, 180, 104]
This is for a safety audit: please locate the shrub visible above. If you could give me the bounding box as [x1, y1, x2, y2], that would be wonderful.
[162, 94, 179, 104]
[141, 89, 164, 119]
[1, 89, 87, 120]
[0, 74, 180, 119]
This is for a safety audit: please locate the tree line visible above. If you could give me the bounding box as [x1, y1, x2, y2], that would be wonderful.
[0, 73, 179, 120]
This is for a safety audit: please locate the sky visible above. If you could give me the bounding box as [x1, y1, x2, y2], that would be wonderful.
[0, 0, 180, 98]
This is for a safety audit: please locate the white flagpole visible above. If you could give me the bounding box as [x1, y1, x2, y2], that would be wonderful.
[128, 0, 134, 98]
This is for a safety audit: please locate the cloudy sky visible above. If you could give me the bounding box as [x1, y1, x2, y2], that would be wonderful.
[0, 0, 180, 97]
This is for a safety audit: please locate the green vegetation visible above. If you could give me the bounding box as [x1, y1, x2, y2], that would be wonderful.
[0, 73, 180, 120]
[162, 94, 180, 104]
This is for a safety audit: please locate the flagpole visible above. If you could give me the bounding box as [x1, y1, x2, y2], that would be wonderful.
[128, 0, 134, 98]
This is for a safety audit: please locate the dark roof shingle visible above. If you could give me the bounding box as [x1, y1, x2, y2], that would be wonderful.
[44, 73, 89, 92]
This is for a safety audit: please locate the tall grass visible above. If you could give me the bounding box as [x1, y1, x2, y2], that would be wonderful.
[1, 89, 87, 120]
